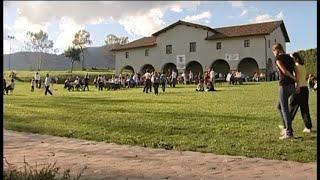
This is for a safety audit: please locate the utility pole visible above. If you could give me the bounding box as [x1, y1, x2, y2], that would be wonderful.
[8, 35, 15, 70]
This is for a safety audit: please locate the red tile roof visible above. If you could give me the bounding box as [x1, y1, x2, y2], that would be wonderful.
[206, 20, 290, 42]
[112, 20, 289, 51]
[111, 36, 157, 51]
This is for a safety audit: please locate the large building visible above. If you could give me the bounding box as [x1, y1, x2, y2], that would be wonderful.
[112, 20, 290, 80]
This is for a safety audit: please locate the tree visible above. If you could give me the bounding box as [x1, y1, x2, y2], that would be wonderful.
[297, 48, 317, 76]
[25, 30, 54, 71]
[64, 46, 81, 73]
[72, 30, 92, 70]
[105, 34, 129, 47]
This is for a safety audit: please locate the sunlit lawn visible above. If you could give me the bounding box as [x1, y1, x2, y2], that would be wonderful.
[3, 81, 317, 162]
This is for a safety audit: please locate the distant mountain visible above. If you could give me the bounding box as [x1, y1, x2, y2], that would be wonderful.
[3, 46, 115, 70]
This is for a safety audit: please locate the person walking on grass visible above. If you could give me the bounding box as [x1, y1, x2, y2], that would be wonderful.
[44, 73, 53, 96]
[34, 72, 41, 88]
[31, 78, 35, 92]
[143, 69, 151, 93]
[160, 72, 166, 93]
[171, 70, 177, 88]
[288, 52, 313, 133]
[83, 73, 90, 91]
[273, 43, 296, 140]
[5, 78, 15, 95]
[152, 72, 160, 95]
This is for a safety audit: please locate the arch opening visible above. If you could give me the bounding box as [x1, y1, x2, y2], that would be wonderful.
[237, 57, 259, 77]
[162, 63, 177, 75]
[140, 64, 155, 74]
[210, 59, 230, 77]
[120, 65, 135, 75]
[186, 61, 203, 76]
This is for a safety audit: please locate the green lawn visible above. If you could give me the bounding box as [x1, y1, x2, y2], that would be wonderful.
[3, 81, 317, 162]
[4, 70, 114, 83]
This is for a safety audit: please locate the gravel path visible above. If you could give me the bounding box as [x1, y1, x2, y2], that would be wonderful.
[4, 130, 316, 180]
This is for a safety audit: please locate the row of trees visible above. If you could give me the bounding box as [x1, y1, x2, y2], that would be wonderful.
[296, 48, 317, 76]
[24, 30, 129, 72]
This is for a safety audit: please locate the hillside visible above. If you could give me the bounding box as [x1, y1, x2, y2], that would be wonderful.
[3, 46, 115, 71]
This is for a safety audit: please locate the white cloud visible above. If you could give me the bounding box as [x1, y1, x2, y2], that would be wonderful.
[170, 6, 183, 13]
[229, 1, 244, 8]
[250, 11, 285, 23]
[119, 8, 165, 37]
[4, 1, 202, 52]
[229, 1, 250, 18]
[54, 17, 84, 52]
[183, 11, 212, 23]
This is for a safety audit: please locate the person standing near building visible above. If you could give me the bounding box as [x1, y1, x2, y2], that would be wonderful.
[152, 72, 160, 95]
[143, 69, 151, 93]
[44, 73, 53, 96]
[189, 70, 193, 84]
[171, 70, 177, 88]
[289, 52, 313, 133]
[34, 72, 41, 88]
[209, 68, 216, 91]
[160, 72, 166, 93]
[273, 43, 296, 140]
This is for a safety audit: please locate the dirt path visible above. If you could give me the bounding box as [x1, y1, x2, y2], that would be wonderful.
[4, 130, 316, 180]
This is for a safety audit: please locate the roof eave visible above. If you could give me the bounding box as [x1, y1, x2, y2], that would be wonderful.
[111, 44, 157, 51]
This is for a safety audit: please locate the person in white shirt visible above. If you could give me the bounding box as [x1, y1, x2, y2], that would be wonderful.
[189, 70, 194, 84]
[226, 72, 232, 83]
[44, 73, 52, 95]
[171, 70, 177, 87]
[143, 70, 152, 93]
[209, 68, 216, 90]
[181, 72, 186, 84]
[133, 73, 139, 87]
[34, 72, 41, 88]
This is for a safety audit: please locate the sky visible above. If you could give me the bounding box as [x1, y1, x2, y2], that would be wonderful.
[3, 1, 317, 54]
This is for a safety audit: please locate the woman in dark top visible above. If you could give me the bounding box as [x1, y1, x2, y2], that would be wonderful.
[273, 43, 296, 140]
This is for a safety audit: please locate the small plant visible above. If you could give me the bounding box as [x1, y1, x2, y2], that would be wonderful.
[3, 157, 87, 180]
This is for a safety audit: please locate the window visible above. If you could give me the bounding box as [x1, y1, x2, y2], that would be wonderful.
[125, 52, 129, 58]
[145, 49, 149, 56]
[190, 42, 196, 52]
[166, 45, 172, 54]
[216, 42, 221, 50]
[274, 39, 276, 43]
[244, 39, 250, 47]
[268, 40, 270, 48]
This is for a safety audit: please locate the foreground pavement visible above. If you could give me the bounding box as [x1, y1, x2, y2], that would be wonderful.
[4, 130, 316, 180]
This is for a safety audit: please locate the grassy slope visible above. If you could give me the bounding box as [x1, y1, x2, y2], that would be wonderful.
[3, 81, 317, 162]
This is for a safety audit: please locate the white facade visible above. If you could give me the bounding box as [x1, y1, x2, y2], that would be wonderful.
[114, 21, 289, 79]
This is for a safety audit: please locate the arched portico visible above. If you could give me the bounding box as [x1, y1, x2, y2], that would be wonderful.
[237, 57, 259, 76]
[210, 59, 230, 77]
[120, 65, 135, 75]
[186, 61, 203, 76]
[140, 64, 155, 74]
[162, 63, 177, 74]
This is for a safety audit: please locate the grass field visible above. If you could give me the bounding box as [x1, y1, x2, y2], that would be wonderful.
[3, 70, 114, 83]
[3, 81, 317, 162]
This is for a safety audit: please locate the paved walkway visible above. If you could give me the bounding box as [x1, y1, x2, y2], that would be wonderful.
[4, 130, 316, 180]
